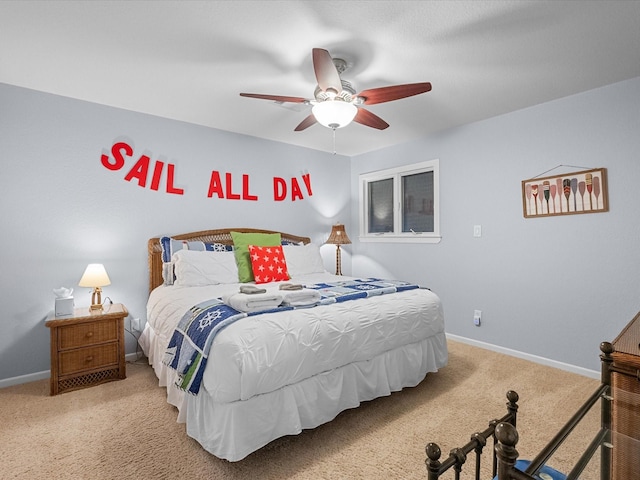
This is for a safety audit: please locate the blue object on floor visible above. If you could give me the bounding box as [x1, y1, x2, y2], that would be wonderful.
[492, 459, 567, 480]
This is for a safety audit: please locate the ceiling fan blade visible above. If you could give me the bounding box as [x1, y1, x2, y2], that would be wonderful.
[294, 114, 317, 131]
[312, 48, 342, 94]
[357, 82, 432, 105]
[353, 108, 389, 130]
[240, 93, 308, 103]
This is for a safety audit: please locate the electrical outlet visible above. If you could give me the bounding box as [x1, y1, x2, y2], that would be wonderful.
[131, 317, 141, 331]
[473, 310, 482, 326]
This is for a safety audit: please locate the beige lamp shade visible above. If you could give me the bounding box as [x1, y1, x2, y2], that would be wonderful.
[79, 264, 111, 310]
[79, 264, 111, 287]
[325, 223, 352, 245]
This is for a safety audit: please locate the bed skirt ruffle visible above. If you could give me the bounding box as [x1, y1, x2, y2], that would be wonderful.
[140, 323, 447, 461]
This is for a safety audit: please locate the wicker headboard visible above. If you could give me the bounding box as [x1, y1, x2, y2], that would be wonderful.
[148, 228, 311, 293]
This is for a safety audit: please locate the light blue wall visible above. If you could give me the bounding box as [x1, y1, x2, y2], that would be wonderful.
[0, 83, 351, 382]
[350, 77, 640, 372]
[2, 77, 638, 383]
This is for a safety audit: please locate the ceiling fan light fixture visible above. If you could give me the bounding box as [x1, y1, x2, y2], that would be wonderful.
[312, 100, 357, 129]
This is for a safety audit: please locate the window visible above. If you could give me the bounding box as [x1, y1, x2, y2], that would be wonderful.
[359, 159, 440, 243]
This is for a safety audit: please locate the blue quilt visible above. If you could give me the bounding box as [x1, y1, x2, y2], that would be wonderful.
[306, 278, 420, 303]
[163, 278, 420, 395]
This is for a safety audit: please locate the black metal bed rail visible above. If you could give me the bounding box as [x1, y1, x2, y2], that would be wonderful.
[524, 383, 610, 480]
[493, 423, 538, 480]
[426, 342, 615, 480]
[425, 390, 519, 480]
[491, 342, 613, 480]
[518, 342, 614, 480]
[566, 427, 610, 479]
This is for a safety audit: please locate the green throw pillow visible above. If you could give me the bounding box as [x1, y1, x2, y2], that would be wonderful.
[231, 231, 282, 282]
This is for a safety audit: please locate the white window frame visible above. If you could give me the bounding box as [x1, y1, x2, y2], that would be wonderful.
[359, 159, 441, 243]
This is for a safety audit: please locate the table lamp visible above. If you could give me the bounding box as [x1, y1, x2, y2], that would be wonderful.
[325, 223, 351, 275]
[79, 263, 111, 311]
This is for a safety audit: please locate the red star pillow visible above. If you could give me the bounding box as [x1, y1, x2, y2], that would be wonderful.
[248, 244, 290, 284]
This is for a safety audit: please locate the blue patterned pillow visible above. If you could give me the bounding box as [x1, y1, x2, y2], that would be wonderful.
[160, 237, 234, 286]
[281, 240, 303, 246]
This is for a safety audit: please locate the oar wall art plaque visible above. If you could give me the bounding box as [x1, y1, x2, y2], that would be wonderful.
[522, 168, 608, 218]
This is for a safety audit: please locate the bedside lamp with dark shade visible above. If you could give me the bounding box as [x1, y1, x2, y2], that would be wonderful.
[325, 223, 351, 275]
[78, 263, 111, 311]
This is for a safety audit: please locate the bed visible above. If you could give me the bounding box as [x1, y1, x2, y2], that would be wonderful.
[139, 228, 448, 461]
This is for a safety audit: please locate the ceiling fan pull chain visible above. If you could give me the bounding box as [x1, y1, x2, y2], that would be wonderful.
[332, 126, 337, 155]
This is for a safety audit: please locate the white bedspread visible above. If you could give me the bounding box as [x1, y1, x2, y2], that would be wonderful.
[145, 273, 444, 404]
[141, 272, 447, 461]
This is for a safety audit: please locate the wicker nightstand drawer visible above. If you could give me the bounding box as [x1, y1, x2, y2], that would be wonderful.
[46, 303, 127, 395]
[59, 319, 118, 349]
[59, 343, 119, 376]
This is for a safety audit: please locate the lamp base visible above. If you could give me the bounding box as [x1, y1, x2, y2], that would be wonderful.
[335, 245, 342, 276]
[90, 287, 104, 311]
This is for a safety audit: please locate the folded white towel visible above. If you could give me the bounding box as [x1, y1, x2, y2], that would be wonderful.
[281, 288, 321, 307]
[223, 291, 283, 313]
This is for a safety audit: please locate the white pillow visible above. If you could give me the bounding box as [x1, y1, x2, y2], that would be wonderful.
[173, 250, 238, 286]
[283, 243, 327, 277]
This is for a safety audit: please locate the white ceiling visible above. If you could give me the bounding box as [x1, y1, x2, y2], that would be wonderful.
[1, 1, 639, 156]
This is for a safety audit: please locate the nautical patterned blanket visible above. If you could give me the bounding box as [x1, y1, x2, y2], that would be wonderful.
[306, 278, 420, 303]
[163, 298, 246, 395]
[163, 278, 420, 394]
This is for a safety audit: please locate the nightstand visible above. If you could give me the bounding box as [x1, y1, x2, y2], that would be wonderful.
[45, 303, 127, 395]
[611, 310, 640, 478]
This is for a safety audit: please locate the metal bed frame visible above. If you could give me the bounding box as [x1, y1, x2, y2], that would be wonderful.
[426, 342, 618, 480]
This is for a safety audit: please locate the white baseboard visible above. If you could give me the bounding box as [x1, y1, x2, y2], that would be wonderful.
[0, 370, 51, 389]
[0, 352, 145, 389]
[446, 333, 600, 380]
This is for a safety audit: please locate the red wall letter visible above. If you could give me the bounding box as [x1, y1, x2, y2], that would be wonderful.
[150, 161, 164, 191]
[124, 155, 151, 187]
[302, 173, 313, 197]
[290, 177, 304, 201]
[225, 173, 241, 200]
[165, 164, 184, 195]
[207, 171, 224, 198]
[242, 174, 258, 201]
[273, 177, 287, 201]
[101, 141, 132, 171]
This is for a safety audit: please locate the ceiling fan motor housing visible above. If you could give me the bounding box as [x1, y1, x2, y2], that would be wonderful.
[314, 78, 356, 102]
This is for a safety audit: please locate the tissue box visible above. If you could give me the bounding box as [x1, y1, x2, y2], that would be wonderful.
[55, 297, 75, 317]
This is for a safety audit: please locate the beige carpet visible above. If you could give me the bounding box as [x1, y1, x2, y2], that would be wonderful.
[0, 340, 603, 479]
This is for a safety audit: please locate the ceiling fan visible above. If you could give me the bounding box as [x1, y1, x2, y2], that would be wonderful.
[239, 48, 432, 132]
